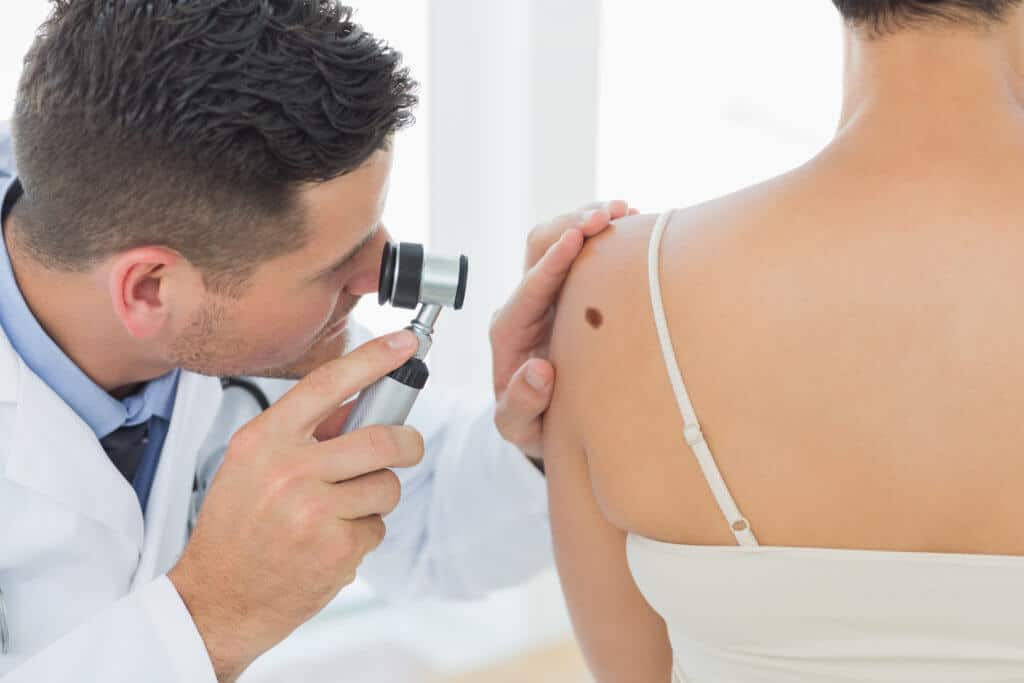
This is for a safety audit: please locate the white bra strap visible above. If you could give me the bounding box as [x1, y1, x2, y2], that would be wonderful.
[647, 210, 758, 547]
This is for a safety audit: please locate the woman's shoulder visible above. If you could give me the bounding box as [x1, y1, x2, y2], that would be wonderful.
[548, 179, 812, 462]
[547, 194, 757, 427]
[547, 200, 760, 534]
[562, 171, 807, 296]
[550, 212, 655, 370]
[553, 179, 796, 359]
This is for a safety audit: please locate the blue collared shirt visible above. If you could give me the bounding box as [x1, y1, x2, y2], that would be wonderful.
[0, 155, 179, 514]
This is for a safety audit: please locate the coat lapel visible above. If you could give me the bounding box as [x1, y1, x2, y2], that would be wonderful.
[3, 342, 145, 552]
[133, 371, 222, 586]
[0, 327, 228, 575]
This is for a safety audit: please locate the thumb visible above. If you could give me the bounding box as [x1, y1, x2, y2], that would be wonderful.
[494, 359, 555, 455]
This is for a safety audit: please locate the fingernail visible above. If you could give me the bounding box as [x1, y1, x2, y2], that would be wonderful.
[526, 367, 549, 391]
[579, 210, 596, 226]
[388, 331, 417, 351]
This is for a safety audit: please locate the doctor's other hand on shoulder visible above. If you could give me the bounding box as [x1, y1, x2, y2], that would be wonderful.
[169, 331, 425, 681]
[490, 201, 638, 462]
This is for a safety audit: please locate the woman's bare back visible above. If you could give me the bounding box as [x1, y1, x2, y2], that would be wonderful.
[555, 135, 1024, 557]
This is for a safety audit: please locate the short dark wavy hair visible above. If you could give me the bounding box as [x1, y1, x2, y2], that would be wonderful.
[833, 0, 1023, 34]
[12, 0, 418, 289]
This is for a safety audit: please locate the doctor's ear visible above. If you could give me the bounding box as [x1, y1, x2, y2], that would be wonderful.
[108, 246, 191, 340]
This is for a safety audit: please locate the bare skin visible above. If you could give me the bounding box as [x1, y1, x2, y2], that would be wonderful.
[545, 10, 1024, 683]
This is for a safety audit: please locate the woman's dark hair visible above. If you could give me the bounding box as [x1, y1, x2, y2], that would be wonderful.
[11, 0, 418, 290]
[833, 0, 1022, 33]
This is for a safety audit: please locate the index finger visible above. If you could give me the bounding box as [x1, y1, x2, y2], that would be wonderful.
[526, 200, 632, 268]
[490, 228, 585, 353]
[258, 330, 418, 440]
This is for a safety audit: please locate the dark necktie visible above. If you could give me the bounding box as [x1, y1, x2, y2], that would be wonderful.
[100, 420, 151, 484]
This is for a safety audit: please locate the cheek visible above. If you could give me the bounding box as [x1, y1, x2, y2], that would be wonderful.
[286, 290, 339, 336]
[240, 289, 339, 355]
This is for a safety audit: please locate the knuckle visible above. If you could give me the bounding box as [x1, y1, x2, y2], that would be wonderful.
[365, 425, 397, 463]
[227, 424, 263, 457]
[493, 407, 514, 441]
[333, 523, 358, 558]
[366, 515, 387, 550]
[292, 497, 327, 533]
[383, 469, 402, 507]
[398, 427, 425, 465]
[368, 469, 402, 513]
[266, 463, 301, 498]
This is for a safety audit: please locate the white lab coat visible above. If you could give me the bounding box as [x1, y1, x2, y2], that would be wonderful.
[0, 317, 553, 681]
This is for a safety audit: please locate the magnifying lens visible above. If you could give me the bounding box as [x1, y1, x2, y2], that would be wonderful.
[341, 242, 469, 432]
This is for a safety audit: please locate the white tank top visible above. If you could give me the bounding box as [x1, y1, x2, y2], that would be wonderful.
[626, 210, 1024, 682]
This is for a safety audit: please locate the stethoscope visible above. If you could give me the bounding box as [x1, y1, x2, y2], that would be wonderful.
[1, 583, 9, 655]
[220, 377, 270, 411]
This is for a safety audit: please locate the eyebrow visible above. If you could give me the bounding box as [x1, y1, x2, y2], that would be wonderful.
[313, 224, 382, 280]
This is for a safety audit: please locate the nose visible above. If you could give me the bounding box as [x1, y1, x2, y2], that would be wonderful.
[345, 226, 394, 297]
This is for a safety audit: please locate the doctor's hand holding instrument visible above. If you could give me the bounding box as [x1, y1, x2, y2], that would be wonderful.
[339, 241, 468, 433]
[167, 331, 424, 683]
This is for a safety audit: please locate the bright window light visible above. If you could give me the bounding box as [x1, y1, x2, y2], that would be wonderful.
[597, 2, 845, 210]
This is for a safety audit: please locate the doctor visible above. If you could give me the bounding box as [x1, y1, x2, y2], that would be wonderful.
[0, 2, 633, 681]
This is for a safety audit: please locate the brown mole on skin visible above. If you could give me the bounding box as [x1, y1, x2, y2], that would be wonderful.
[585, 307, 604, 329]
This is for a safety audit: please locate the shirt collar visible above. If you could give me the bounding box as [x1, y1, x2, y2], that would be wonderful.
[0, 175, 179, 438]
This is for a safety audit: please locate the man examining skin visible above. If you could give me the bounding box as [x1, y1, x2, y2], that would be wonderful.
[0, 2, 633, 681]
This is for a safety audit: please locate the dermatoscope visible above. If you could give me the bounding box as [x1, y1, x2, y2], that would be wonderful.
[341, 242, 468, 432]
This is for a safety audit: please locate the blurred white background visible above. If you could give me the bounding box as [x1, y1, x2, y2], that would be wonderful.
[0, 1, 844, 681]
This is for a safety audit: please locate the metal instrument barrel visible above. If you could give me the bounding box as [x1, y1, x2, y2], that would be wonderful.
[341, 375, 422, 432]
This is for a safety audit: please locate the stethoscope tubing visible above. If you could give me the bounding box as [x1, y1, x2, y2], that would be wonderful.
[1, 583, 9, 654]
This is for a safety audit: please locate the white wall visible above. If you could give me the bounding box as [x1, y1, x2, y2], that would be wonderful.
[0, 2, 50, 120]
[598, 2, 845, 209]
[426, 0, 601, 396]
[348, 1, 435, 337]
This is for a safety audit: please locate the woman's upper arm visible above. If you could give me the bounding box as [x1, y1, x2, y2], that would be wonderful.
[544, 224, 673, 682]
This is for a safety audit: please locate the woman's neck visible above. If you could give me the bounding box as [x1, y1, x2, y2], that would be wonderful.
[835, 14, 1024, 154]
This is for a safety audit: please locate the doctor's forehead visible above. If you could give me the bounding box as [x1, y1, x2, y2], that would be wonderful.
[297, 150, 393, 244]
